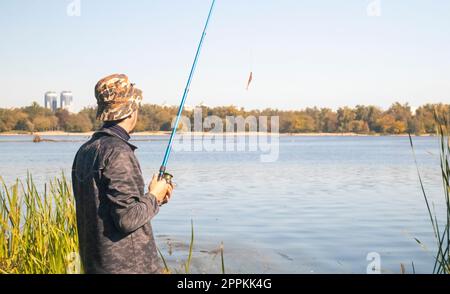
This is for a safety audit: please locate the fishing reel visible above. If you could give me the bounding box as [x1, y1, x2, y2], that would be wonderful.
[157, 171, 173, 207]
[158, 172, 173, 185]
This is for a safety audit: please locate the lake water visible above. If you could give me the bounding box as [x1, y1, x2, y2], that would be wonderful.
[0, 135, 445, 274]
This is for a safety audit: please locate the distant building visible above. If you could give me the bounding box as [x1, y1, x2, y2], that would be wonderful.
[60, 91, 73, 111]
[44, 91, 74, 112]
[44, 91, 58, 112]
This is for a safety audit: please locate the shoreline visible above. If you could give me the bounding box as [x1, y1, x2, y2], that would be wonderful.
[0, 131, 434, 137]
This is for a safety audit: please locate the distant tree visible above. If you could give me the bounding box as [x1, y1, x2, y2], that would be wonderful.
[349, 120, 370, 133]
[79, 107, 102, 130]
[376, 114, 407, 134]
[160, 121, 172, 131]
[55, 109, 70, 130]
[1, 102, 449, 134]
[280, 112, 295, 133]
[319, 108, 338, 132]
[258, 108, 278, 132]
[375, 114, 392, 133]
[414, 104, 437, 134]
[297, 113, 316, 132]
[135, 115, 150, 132]
[14, 111, 33, 131]
[337, 107, 356, 132]
[281, 112, 315, 133]
[387, 102, 413, 132]
[0, 120, 6, 132]
[33, 115, 58, 131]
[137, 104, 171, 131]
[387, 102, 412, 121]
[17, 102, 57, 132]
[0, 109, 19, 131]
[355, 105, 382, 131]
[209, 105, 242, 117]
[409, 118, 423, 135]
[304, 107, 321, 132]
[392, 120, 407, 134]
[65, 113, 93, 132]
[22, 102, 53, 120]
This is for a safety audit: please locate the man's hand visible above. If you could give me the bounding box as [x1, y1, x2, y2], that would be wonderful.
[149, 174, 173, 206]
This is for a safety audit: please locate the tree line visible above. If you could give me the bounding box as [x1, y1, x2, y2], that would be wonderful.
[0, 102, 448, 135]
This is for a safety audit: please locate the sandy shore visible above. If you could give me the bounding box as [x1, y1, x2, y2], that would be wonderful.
[0, 131, 433, 137]
[0, 131, 164, 137]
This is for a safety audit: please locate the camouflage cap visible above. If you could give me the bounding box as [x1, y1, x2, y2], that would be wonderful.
[95, 74, 143, 122]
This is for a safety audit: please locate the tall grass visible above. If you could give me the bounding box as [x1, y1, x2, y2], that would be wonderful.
[409, 111, 450, 274]
[185, 219, 195, 274]
[0, 174, 225, 274]
[158, 220, 226, 274]
[0, 174, 80, 274]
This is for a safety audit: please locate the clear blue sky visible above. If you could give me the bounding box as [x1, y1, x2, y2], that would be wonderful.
[0, 0, 449, 111]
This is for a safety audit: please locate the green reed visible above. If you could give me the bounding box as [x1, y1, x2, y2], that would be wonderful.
[0, 173, 80, 274]
[409, 111, 450, 274]
[1, 174, 225, 274]
[158, 219, 226, 274]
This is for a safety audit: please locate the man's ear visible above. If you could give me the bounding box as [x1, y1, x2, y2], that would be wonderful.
[131, 110, 139, 127]
[126, 111, 136, 122]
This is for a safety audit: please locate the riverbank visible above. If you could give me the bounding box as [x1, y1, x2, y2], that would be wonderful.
[0, 131, 435, 137]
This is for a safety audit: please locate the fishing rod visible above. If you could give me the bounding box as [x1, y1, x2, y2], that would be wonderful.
[158, 0, 217, 183]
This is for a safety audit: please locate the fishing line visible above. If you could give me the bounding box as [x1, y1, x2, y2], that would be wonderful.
[246, 48, 254, 91]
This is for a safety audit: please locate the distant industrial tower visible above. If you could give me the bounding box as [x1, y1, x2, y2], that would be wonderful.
[60, 91, 73, 111]
[44, 91, 58, 112]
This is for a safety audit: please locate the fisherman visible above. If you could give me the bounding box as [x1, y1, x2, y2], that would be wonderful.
[72, 74, 173, 274]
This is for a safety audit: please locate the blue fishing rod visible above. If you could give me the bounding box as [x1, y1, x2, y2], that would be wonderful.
[158, 0, 217, 183]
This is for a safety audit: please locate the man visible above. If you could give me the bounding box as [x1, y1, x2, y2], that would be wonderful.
[72, 74, 173, 274]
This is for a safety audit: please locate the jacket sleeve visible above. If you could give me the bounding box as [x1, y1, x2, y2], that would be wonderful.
[101, 149, 159, 234]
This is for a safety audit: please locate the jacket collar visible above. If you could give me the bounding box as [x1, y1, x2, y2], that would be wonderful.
[94, 128, 138, 150]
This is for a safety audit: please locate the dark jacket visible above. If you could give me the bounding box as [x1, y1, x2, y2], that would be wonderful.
[72, 128, 161, 274]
